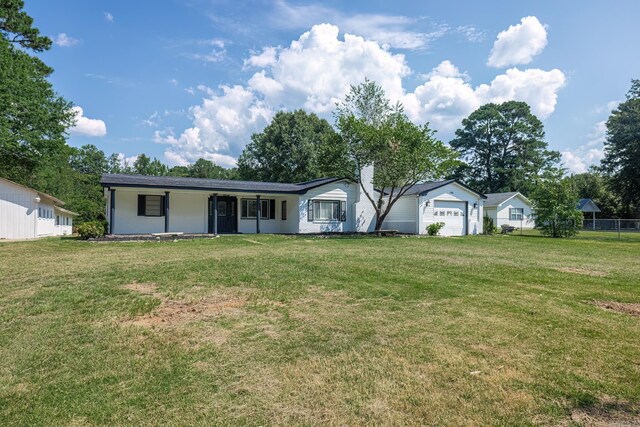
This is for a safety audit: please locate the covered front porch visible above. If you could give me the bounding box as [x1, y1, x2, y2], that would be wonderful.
[106, 187, 300, 235]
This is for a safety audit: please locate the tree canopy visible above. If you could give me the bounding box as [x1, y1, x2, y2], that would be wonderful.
[601, 80, 640, 216]
[237, 110, 344, 183]
[0, 0, 74, 186]
[450, 101, 560, 195]
[531, 176, 583, 238]
[336, 80, 459, 231]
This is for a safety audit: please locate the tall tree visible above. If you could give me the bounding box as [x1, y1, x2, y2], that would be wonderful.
[0, 0, 74, 185]
[450, 101, 560, 195]
[237, 110, 341, 183]
[531, 176, 583, 238]
[189, 158, 229, 179]
[336, 80, 459, 231]
[601, 80, 640, 216]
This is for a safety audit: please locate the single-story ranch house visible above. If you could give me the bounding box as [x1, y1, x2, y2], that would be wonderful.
[483, 192, 534, 229]
[0, 177, 77, 240]
[100, 166, 486, 237]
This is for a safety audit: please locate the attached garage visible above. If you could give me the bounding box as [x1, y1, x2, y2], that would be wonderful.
[433, 200, 467, 236]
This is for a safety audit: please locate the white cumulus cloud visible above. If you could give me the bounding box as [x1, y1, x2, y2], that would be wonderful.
[155, 85, 273, 167]
[69, 106, 107, 137]
[161, 23, 566, 167]
[404, 62, 566, 134]
[53, 33, 80, 47]
[488, 16, 547, 68]
[104, 12, 114, 23]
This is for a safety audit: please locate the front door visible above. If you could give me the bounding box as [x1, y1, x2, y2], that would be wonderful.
[208, 196, 237, 233]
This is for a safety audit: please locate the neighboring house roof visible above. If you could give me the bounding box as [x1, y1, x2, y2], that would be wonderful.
[577, 198, 601, 213]
[0, 176, 64, 205]
[100, 174, 347, 194]
[382, 179, 487, 198]
[54, 206, 79, 216]
[484, 192, 530, 207]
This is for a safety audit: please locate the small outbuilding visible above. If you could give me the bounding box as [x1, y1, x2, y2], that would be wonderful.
[483, 192, 534, 230]
[578, 198, 601, 230]
[0, 177, 77, 240]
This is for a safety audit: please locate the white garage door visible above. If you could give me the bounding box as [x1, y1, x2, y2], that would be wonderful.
[433, 200, 466, 236]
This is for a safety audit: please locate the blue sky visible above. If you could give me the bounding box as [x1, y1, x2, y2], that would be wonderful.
[26, 0, 640, 173]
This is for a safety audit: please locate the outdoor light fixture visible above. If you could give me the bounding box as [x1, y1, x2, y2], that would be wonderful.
[473, 203, 478, 209]
[35, 196, 41, 203]
[425, 200, 430, 207]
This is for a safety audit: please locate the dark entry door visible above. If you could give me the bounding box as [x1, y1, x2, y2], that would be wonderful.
[208, 196, 237, 233]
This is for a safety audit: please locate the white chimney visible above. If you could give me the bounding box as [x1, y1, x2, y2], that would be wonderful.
[353, 164, 376, 232]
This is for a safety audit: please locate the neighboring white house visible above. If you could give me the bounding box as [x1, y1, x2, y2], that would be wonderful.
[100, 170, 485, 237]
[0, 177, 77, 240]
[381, 180, 485, 236]
[483, 192, 534, 229]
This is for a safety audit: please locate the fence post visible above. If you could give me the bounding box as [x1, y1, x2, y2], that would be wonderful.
[617, 219, 621, 240]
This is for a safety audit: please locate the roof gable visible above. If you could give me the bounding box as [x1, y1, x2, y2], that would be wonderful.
[484, 192, 530, 207]
[578, 198, 601, 212]
[383, 180, 486, 198]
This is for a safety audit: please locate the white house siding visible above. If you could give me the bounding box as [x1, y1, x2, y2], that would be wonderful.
[382, 196, 418, 233]
[419, 183, 483, 236]
[495, 196, 534, 229]
[36, 200, 57, 237]
[109, 188, 167, 234]
[298, 180, 357, 233]
[0, 179, 37, 239]
[53, 208, 74, 236]
[169, 191, 208, 233]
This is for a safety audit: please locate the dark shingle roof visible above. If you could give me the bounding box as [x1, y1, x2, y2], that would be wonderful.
[484, 192, 521, 207]
[578, 198, 601, 212]
[99, 174, 344, 194]
[383, 179, 486, 198]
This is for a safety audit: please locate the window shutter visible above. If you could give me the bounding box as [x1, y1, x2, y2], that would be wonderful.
[160, 196, 166, 217]
[138, 195, 145, 216]
[269, 199, 276, 220]
[340, 201, 347, 222]
[307, 200, 314, 221]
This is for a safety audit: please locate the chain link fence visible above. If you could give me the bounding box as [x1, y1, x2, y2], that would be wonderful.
[488, 217, 640, 238]
[581, 219, 640, 232]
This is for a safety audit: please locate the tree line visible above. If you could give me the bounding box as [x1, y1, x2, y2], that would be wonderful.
[2, 1, 638, 231]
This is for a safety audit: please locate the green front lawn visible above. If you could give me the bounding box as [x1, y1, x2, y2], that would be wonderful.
[1, 232, 639, 426]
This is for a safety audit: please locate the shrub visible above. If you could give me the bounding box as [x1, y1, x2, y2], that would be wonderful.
[483, 215, 496, 235]
[77, 221, 106, 239]
[427, 222, 445, 236]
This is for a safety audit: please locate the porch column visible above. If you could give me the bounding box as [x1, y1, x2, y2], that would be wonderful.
[164, 191, 170, 232]
[256, 195, 261, 234]
[212, 193, 218, 235]
[109, 189, 115, 234]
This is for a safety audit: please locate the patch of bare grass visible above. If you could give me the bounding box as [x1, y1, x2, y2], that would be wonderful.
[570, 396, 640, 426]
[593, 300, 640, 317]
[122, 282, 247, 327]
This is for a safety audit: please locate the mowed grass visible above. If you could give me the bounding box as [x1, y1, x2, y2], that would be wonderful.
[0, 232, 639, 426]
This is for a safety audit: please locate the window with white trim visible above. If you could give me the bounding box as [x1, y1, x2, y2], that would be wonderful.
[241, 199, 272, 219]
[510, 207, 524, 221]
[307, 200, 346, 222]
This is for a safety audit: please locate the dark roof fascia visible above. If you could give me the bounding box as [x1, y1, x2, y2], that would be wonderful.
[418, 180, 487, 199]
[101, 177, 348, 195]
